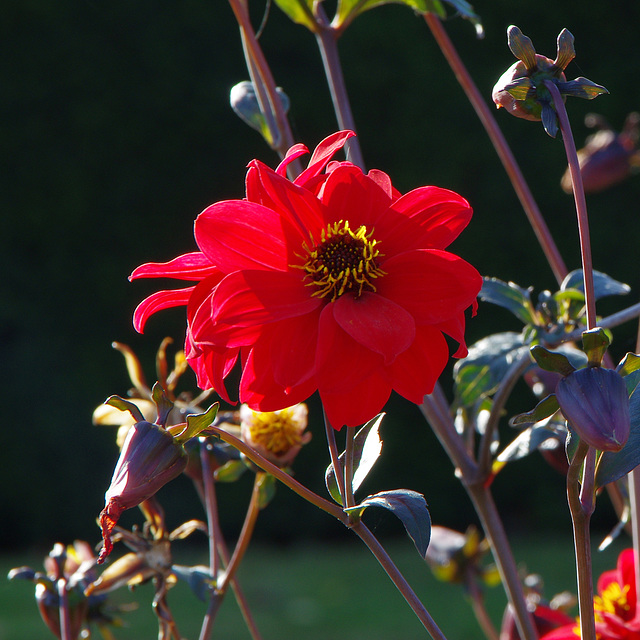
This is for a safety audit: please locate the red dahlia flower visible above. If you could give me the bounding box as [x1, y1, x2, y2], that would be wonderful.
[541, 549, 640, 639]
[131, 131, 482, 428]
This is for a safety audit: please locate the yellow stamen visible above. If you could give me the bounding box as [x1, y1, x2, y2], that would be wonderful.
[295, 220, 385, 302]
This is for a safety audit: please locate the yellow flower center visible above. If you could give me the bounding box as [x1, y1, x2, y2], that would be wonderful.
[246, 408, 304, 455]
[298, 220, 385, 301]
[594, 581, 631, 621]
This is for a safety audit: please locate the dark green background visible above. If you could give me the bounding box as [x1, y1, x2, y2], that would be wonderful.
[3, 0, 639, 551]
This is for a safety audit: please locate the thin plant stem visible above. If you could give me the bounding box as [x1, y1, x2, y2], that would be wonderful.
[420, 393, 479, 481]
[227, 0, 303, 174]
[194, 465, 263, 640]
[424, 13, 567, 285]
[420, 391, 538, 640]
[217, 473, 263, 593]
[344, 425, 357, 509]
[478, 352, 532, 476]
[209, 425, 348, 523]
[57, 579, 72, 640]
[314, 7, 365, 170]
[548, 301, 640, 345]
[466, 484, 539, 640]
[199, 438, 220, 582]
[466, 571, 500, 640]
[567, 440, 596, 640]
[629, 467, 640, 606]
[209, 426, 450, 636]
[352, 521, 450, 640]
[545, 80, 596, 329]
[324, 409, 347, 504]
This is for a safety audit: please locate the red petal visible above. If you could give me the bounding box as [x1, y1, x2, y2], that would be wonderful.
[195, 200, 303, 272]
[246, 161, 325, 236]
[276, 143, 309, 176]
[129, 252, 217, 281]
[261, 313, 320, 389]
[212, 270, 322, 330]
[315, 304, 383, 394]
[386, 326, 449, 403]
[374, 187, 472, 257]
[320, 164, 392, 229]
[240, 344, 318, 412]
[320, 370, 391, 429]
[133, 287, 194, 333]
[378, 249, 482, 325]
[333, 292, 415, 365]
[294, 130, 355, 186]
[186, 333, 238, 403]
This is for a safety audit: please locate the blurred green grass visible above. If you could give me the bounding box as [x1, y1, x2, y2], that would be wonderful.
[1, 534, 628, 640]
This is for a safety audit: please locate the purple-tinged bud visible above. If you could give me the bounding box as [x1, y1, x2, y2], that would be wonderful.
[556, 367, 630, 452]
[492, 26, 607, 137]
[98, 421, 187, 564]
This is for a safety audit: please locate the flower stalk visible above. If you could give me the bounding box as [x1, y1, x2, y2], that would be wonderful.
[424, 13, 567, 285]
[544, 79, 596, 329]
[314, 7, 365, 170]
[566, 440, 597, 640]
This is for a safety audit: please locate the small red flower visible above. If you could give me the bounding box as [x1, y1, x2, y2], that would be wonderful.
[131, 131, 482, 428]
[541, 549, 640, 639]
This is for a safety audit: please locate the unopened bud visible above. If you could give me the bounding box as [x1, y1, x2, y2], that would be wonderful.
[556, 366, 630, 452]
[98, 421, 187, 563]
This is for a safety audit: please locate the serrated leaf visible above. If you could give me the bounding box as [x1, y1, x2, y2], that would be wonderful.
[325, 414, 385, 505]
[453, 332, 529, 408]
[510, 394, 560, 426]
[345, 490, 431, 558]
[595, 381, 640, 488]
[560, 269, 630, 300]
[479, 277, 536, 325]
[273, 0, 317, 30]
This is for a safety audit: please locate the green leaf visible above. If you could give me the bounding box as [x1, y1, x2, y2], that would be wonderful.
[453, 332, 529, 408]
[256, 473, 277, 509]
[273, 0, 317, 30]
[335, 0, 482, 37]
[618, 353, 640, 378]
[174, 403, 220, 444]
[325, 413, 385, 505]
[345, 490, 431, 558]
[560, 269, 630, 300]
[214, 459, 248, 483]
[530, 345, 576, 376]
[479, 277, 536, 325]
[595, 380, 640, 488]
[510, 394, 560, 427]
[105, 395, 145, 423]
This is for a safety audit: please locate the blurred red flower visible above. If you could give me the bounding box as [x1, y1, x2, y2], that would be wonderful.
[541, 549, 640, 639]
[131, 131, 482, 428]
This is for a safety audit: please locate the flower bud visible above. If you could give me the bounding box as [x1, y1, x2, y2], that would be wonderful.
[556, 366, 630, 452]
[98, 421, 187, 563]
[493, 26, 607, 137]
